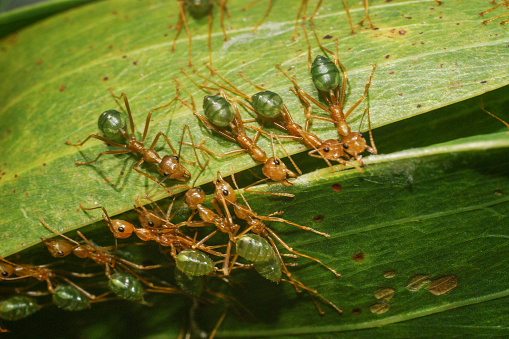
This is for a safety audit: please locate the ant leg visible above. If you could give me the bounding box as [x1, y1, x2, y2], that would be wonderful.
[141, 97, 179, 143]
[75, 149, 132, 166]
[341, 0, 355, 34]
[480, 95, 509, 133]
[171, 3, 183, 52]
[309, 0, 323, 21]
[266, 227, 341, 277]
[182, 139, 247, 158]
[66, 134, 128, 148]
[483, 10, 509, 25]
[292, 1, 308, 41]
[179, 124, 204, 168]
[251, 0, 273, 33]
[307, 149, 336, 171]
[344, 64, 376, 120]
[218, 0, 228, 41]
[176, 0, 192, 66]
[243, 177, 295, 198]
[359, 0, 374, 28]
[108, 90, 136, 137]
[192, 230, 219, 249]
[132, 159, 173, 194]
[208, 6, 213, 74]
[271, 131, 302, 175]
[258, 214, 329, 237]
[434, 0, 443, 5]
[209, 306, 228, 339]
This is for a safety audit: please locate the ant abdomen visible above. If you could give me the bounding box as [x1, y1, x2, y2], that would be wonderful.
[52, 285, 90, 311]
[108, 272, 144, 301]
[175, 249, 214, 276]
[253, 251, 282, 283]
[236, 234, 273, 263]
[187, 0, 212, 18]
[251, 91, 284, 119]
[311, 56, 341, 92]
[0, 296, 40, 321]
[174, 269, 204, 296]
[97, 110, 128, 142]
[203, 95, 235, 127]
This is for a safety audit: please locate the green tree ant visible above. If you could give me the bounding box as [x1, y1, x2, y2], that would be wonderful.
[66, 89, 202, 194]
[174, 77, 301, 189]
[193, 63, 363, 171]
[278, 23, 377, 166]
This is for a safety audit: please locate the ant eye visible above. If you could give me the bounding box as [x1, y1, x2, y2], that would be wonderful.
[148, 221, 154, 227]
[359, 133, 364, 138]
[163, 172, 169, 176]
[274, 159, 280, 165]
[343, 143, 348, 149]
[57, 250, 63, 256]
[323, 147, 329, 152]
[223, 189, 229, 196]
[118, 227, 125, 232]
[174, 155, 179, 160]
[196, 188, 202, 192]
[1, 271, 8, 277]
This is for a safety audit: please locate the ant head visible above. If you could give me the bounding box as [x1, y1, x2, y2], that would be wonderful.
[0, 262, 14, 278]
[135, 207, 163, 229]
[318, 139, 345, 159]
[213, 172, 236, 205]
[185, 187, 206, 210]
[341, 133, 367, 156]
[263, 157, 294, 183]
[43, 239, 75, 258]
[158, 155, 191, 181]
[109, 220, 134, 239]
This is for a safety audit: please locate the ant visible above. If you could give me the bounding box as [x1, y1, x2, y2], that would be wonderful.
[480, 1, 509, 25]
[66, 89, 202, 195]
[171, 0, 229, 70]
[174, 76, 301, 190]
[192, 63, 362, 171]
[277, 23, 377, 167]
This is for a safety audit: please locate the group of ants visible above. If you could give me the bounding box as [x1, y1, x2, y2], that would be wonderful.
[2, 0, 509, 337]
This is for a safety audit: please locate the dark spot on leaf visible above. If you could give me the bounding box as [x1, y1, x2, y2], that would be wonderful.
[480, 80, 487, 84]
[385, 54, 390, 59]
[399, 30, 406, 35]
[108, 45, 113, 49]
[389, 71, 394, 75]
[456, 23, 460, 25]
[331, 183, 342, 192]
[59, 84, 67, 92]
[122, 55, 127, 58]
[12, 190, 15, 193]
[398, 93, 403, 96]
[120, 171, 124, 175]
[43, 163, 47, 166]
[417, 104, 422, 108]
[133, 61, 138, 65]
[26, 192, 29, 196]
[352, 308, 362, 315]
[103, 77, 109, 81]
[14, 174, 18, 178]
[353, 252, 364, 261]
[36, 60, 43, 66]
[419, 32, 423, 34]
[313, 215, 324, 223]
[323, 35, 333, 39]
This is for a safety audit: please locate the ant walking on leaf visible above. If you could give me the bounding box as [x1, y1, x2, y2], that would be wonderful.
[174, 76, 301, 191]
[66, 89, 202, 194]
[279, 23, 377, 168]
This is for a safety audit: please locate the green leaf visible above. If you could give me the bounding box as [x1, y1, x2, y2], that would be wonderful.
[0, 0, 509, 337]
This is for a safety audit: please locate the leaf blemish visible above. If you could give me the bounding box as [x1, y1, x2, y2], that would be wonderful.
[331, 183, 342, 192]
[313, 215, 324, 223]
[353, 252, 364, 261]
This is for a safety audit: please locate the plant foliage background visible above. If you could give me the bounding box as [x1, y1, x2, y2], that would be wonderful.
[0, 0, 508, 337]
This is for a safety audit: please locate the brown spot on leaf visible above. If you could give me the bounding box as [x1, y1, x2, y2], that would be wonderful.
[428, 275, 457, 296]
[407, 274, 431, 291]
[331, 183, 342, 192]
[370, 303, 389, 314]
[374, 287, 395, 300]
[353, 252, 364, 261]
[59, 84, 67, 92]
[313, 215, 324, 223]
